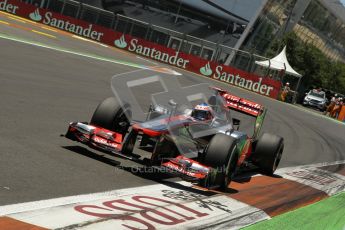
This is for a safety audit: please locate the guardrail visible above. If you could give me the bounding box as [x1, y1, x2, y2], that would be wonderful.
[21, 0, 274, 74]
[12, 0, 301, 100]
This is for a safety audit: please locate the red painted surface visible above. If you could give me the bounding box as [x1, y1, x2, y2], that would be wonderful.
[0, 0, 282, 98]
[229, 176, 328, 217]
[0, 217, 47, 230]
[74, 195, 209, 230]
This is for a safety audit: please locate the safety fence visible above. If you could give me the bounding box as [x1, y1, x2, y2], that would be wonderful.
[8, 0, 287, 99]
[20, 0, 275, 74]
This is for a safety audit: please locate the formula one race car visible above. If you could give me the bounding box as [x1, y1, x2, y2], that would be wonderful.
[65, 87, 284, 190]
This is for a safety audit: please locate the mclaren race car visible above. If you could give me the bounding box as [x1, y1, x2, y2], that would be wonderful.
[65, 87, 284, 190]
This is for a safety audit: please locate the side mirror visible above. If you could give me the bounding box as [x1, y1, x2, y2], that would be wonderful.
[232, 118, 240, 130]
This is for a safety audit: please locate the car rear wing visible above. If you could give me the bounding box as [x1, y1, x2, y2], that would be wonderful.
[223, 93, 264, 117]
[210, 87, 266, 139]
[210, 87, 264, 117]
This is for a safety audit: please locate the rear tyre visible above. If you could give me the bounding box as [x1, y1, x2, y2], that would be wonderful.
[254, 133, 284, 175]
[203, 133, 239, 189]
[90, 97, 132, 135]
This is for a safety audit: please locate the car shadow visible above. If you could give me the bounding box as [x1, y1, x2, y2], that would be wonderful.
[233, 171, 283, 184]
[62, 145, 121, 167]
[62, 145, 176, 181]
[62, 145, 240, 195]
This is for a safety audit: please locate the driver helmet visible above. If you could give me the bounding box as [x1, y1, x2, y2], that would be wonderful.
[191, 103, 213, 121]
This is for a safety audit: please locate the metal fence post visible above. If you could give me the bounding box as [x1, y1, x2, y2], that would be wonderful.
[199, 43, 204, 58]
[113, 14, 119, 30]
[144, 24, 150, 40]
[244, 52, 251, 72]
[39, 0, 45, 8]
[78, 3, 84, 19]
[148, 25, 153, 42]
[95, 10, 100, 24]
[44, 0, 50, 9]
[61, 0, 66, 14]
[110, 13, 115, 29]
[178, 33, 186, 53]
[129, 21, 134, 36]
[75, 3, 81, 19]
[212, 44, 218, 62]
[248, 53, 255, 73]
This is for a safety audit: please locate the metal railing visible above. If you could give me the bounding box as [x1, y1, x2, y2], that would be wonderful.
[24, 0, 276, 74]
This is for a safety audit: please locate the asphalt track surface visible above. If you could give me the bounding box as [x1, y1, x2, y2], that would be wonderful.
[0, 13, 345, 206]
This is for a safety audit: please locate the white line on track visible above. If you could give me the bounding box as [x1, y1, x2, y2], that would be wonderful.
[136, 55, 158, 64]
[0, 33, 149, 70]
[72, 35, 109, 47]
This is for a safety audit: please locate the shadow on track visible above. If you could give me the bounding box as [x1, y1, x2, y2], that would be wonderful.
[62, 145, 241, 195]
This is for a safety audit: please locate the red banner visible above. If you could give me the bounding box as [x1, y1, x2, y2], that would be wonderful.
[0, 0, 281, 98]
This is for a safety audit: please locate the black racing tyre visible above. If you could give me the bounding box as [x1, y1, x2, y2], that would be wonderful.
[203, 133, 239, 189]
[254, 133, 284, 175]
[121, 130, 137, 155]
[90, 97, 131, 135]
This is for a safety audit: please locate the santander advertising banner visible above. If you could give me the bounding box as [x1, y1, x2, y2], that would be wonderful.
[0, 0, 281, 98]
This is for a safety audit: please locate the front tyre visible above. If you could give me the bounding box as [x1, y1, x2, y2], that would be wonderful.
[254, 133, 284, 175]
[203, 133, 239, 190]
[90, 97, 132, 135]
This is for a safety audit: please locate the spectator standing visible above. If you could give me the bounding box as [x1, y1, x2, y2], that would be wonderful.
[280, 82, 290, 102]
[337, 99, 345, 121]
[331, 97, 342, 118]
[325, 94, 337, 116]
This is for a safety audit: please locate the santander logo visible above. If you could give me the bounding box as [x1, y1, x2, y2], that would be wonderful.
[29, 8, 42, 22]
[114, 34, 190, 69]
[213, 65, 274, 96]
[27, 8, 104, 41]
[114, 35, 127, 48]
[200, 62, 213, 76]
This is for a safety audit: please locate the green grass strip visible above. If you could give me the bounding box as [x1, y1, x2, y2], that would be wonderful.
[243, 191, 345, 230]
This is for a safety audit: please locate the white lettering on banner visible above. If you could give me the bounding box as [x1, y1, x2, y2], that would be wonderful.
[0, 0, 18, 14]
[128, 38, 189, 69]
[214, 65, 274, 96]
[41, 12, 104, 41]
